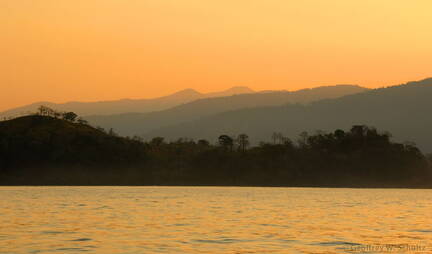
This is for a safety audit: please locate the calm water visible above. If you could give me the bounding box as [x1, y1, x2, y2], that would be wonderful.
[0, 187, 431, 254]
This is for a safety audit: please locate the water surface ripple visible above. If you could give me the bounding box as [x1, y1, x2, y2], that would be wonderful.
[0, 187, 431, 253]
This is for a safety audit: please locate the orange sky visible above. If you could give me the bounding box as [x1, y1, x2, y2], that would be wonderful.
[1, 0, 431, 111]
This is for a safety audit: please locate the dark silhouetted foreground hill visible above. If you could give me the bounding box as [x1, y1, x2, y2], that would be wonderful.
[0, 86, 254, 118]
[0, 115, 149, 184]
[0, 115, 431, 187]
[86, 85, 367, 136]
[143, 78, 432, 152]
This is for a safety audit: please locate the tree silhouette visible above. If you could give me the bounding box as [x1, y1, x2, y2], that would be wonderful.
[272, 132, 288, 144]
[298, 131, 309, 148]
[350, 125, 367, 138]
[218, 135, 234, 151]
[150, 137, 165, 147]
[236, 134, 249, 152]
[334, 129, 345, 140]
[37, 105, 56, 117]
[62, 112, 78, 122]
[197, 139, 210, 147]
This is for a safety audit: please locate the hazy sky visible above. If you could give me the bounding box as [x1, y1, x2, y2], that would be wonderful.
[1, 0, 431, 111]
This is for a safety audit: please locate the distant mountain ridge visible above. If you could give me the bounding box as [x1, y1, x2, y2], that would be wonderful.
[142, 78, 432, 152]
[85, 85, 367, 137]
[0, 86, 255, 118]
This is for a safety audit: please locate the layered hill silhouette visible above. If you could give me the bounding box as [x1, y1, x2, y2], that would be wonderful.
[0, 86, 254, 118]
[142, 78, 432, 152]
[85, 85, 367, 137]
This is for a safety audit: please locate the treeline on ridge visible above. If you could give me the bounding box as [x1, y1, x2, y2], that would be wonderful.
[0, 106, 431, 187]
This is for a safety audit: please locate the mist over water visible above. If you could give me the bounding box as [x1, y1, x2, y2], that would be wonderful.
[1, 187, 431, 253]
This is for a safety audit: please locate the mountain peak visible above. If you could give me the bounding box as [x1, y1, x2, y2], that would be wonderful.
[169, 89, 203, 99]
[224, 86, 255, 94]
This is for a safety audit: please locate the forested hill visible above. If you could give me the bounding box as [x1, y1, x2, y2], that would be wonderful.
[0, 115, 147, 170]
[0, 114, 431, 187]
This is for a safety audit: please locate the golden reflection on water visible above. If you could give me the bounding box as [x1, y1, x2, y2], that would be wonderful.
[0, 187, 431, 253]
